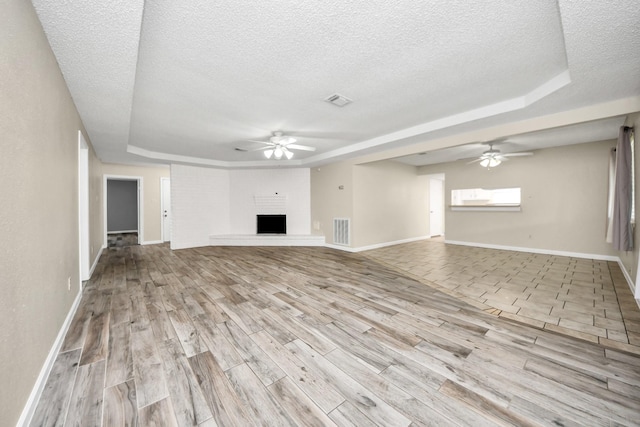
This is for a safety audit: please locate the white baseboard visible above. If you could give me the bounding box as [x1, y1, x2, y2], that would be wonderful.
[327, 235, 431, 253]
[325, 243, 358, 252]
[17, 290, 83, 427]
[618, 259, 635, 291]
[616, 259, 639, 304]
[141, 240, 163, 245]
[444, 240, 620, 262]
[88, 245, 104, 279]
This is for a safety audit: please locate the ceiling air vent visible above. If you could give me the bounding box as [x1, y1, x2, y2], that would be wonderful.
[324, 93, 352, 107]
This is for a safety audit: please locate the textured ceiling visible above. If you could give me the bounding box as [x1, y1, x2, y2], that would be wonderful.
[393, 116, 628, 166]
[31, 0, 640, 168]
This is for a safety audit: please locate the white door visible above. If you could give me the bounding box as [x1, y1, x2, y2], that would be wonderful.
[429, 177, 444, 237]
[161, 177, 172, 242]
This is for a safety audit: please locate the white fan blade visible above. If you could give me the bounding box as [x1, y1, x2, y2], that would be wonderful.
[466, 158, 483, 164]
[246, 139, 274, 145]
[287, 144, 316, 152]
[503, 152, 533, 157]
[235, 146, 271, 152]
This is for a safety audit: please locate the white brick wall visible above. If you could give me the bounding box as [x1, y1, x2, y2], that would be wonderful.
[229, 169, 311, 235]
[170, 164, 230, 249]
[170, 165, 311, 249]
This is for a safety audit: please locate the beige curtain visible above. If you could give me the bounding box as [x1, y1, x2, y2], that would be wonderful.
[612, 126, 634, 251]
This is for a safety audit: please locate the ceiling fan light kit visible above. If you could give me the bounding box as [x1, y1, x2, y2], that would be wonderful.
[466, 142, 533, 169]
[263, 145, 295, 160]
[480, 157, 501, 168]
[246, 131, 317, 160]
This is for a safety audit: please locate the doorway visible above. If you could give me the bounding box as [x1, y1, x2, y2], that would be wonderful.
[161, 177, 171, 242]
[428, 174, 445, 237]
[104, 175, 143, 247]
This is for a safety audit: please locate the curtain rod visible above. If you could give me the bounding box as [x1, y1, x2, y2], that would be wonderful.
[623, 126, 634, 131]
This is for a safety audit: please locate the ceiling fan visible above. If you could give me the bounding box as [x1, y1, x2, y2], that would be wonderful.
[238, 131, 317, 160]
[467, 142, 533, 169]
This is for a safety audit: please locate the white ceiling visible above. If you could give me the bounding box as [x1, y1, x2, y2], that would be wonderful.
[393, 115, 628, 166]
[31, 0, 640, 168]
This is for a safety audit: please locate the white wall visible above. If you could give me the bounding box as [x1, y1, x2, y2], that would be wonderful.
[171, 165, 311, 249]
[229, 169, 311, 235]
[171, 164, 230, 249]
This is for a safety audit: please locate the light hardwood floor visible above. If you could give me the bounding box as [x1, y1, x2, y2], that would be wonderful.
[365, 239, 640, 350]
[32, 244, 640, 426]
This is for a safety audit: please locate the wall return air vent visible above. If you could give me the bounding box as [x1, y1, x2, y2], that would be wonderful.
[324, 93, 353, 107]
[333, 218, 350, 246]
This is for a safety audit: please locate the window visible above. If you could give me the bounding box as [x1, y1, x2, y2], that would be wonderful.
[450, 187, 521, 211]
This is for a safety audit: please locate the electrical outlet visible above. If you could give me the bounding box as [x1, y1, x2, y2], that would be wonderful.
[67, 276, 71, 291]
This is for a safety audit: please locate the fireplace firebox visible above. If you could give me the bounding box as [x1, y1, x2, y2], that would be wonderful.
[257, 215, 286, 234]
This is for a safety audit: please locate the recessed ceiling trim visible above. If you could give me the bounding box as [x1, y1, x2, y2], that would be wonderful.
[357, 95, 640, 165]
[127, 145, 304, 169]
[525, 70, 572, 105]
[127, 94, 640, 170]
[303, 70, 571, 164]
[30, 1, 640, 167]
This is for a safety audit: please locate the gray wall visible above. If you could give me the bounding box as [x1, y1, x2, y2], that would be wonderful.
[107, 179, 138, 232]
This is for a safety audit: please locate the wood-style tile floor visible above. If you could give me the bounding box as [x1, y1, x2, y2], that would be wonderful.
[32, 244, 640, 426]
[365, 239, 640, 352]
[107, 232, 139, 248]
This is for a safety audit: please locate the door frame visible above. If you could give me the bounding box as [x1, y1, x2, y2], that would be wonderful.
[160, 177, 171, 242]
[103, 174, 143, 246]
[427, 173, 445, 237]
[78, 131, 90, 285]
